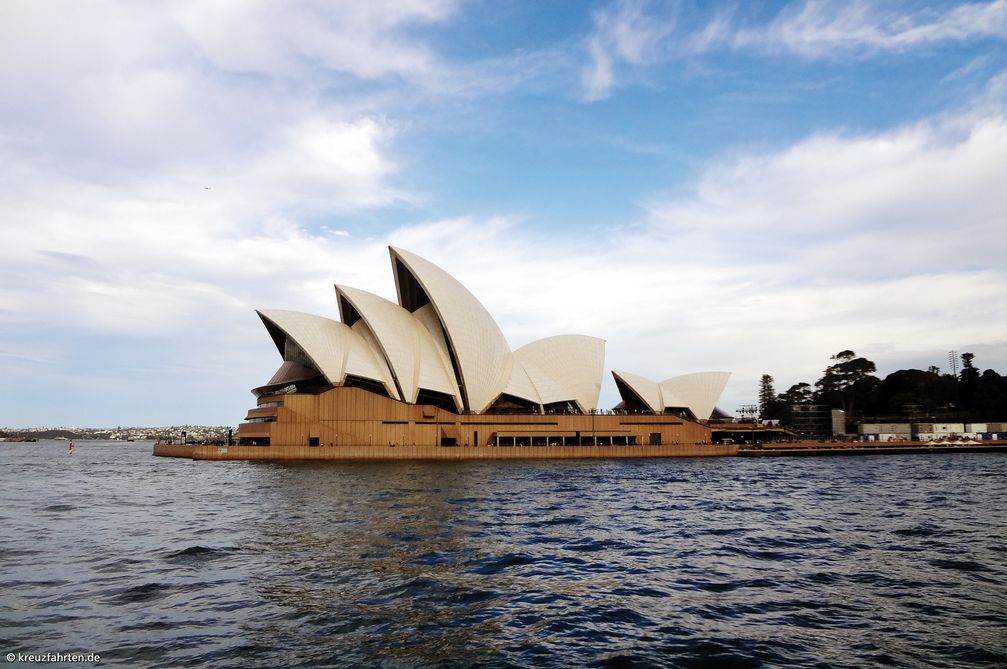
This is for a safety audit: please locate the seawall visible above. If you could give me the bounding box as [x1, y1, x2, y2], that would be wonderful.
[152, 443, 195, 458]
[155, 442, 738, 461]
[739, 441, 1007, 457]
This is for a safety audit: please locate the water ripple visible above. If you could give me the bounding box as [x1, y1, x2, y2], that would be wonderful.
[1, 442, 1005, 667]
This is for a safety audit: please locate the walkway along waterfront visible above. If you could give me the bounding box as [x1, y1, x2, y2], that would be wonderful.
[153, 441, 738, 461]
[153, 439, 1006, 461]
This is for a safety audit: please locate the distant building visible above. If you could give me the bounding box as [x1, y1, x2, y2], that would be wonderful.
[913, 423, 965, 441]
[786, 405, 845, 439]
[857, 422, 1007, 441]
[858, 423, 913, 442]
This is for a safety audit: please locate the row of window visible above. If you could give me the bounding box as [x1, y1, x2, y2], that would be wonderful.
[237, 433, 671, 447]
[493, 435, 645, 447]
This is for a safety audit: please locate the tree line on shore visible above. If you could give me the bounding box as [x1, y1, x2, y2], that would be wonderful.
[759, 351, 1007, 423]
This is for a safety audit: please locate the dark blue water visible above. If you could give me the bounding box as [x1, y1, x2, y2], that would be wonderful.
[1, 441, 1005, 668]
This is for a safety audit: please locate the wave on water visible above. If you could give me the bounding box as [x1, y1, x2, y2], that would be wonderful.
[1, 441, 1005, 667]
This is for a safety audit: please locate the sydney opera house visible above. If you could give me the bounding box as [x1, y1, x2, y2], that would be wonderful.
[156, 247, 735, 460]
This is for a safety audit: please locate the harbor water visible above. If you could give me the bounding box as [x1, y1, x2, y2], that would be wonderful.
[1, 441, 1005, 667]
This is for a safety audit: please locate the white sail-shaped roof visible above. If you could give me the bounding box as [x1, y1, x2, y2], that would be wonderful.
[515, 336, 605, 411]
[335, 285, 459, 405]
[612, 370, 663, 413]
[411, 304, 463, 410]
[252, 247, 730, 417]
[263, 361, 318, 387]
[256, 309, 397, 397]
[390, 247, 513, 413]
[658, 387, 690, 410]
[499, 359, 542, 406]
[613, 369, 730, 419]
[660, 372, 731, 421]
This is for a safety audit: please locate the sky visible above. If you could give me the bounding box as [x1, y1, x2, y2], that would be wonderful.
[1, 0, 1005, 428]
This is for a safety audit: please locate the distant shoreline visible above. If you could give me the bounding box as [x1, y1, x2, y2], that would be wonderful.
[0, 426, 235, 442]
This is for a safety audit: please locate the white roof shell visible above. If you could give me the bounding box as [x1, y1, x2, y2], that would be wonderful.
[335, 285, 459, 405]
[500, 359, 542, 406]
[390, 247, 512, 413]
[661, 372, 731, 421]
[613, 369, 730, 419]
[256, 309, 397, 398]
[411, 303, 463, 402]
[263, 360, 317, 387]
[613, 370, 664, 413]
[515, 336, 605, 411]
[252, 248, 729, 418]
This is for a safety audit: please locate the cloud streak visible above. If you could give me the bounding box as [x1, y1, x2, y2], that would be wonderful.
[581, 0, 1007, 100]
[735, 0, 1007, 57]
[581, 0, 678, 101]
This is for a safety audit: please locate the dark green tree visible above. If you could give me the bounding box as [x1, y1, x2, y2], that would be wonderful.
[758, 374, 783, 419]
[850, 375, 883, 416]
[959, 352, 980, 412]
[779, 382, 814, 405]
[973, 368, 1007, 420]
[878, 369, 956, 415]
[814, 350, 877, 416]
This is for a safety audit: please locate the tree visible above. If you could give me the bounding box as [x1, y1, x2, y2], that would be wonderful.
[974, 369, 1007, 420]
[814, 350, 877, 416]
[850, 375, 883, 416]
[758, 374, 783, 419]
[779, 382, 814, 405]
[959, 352, 980, 412]
[878, 369, 955, 415]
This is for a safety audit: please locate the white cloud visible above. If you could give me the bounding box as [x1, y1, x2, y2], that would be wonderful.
[735, 0, 1007, 57]
[0, 0, 465, 184]
[581, 0, 677, 101]
[376, 85, 1005, 411]
[3, 80, 1005, 420]
[0, 1, 426, 354]
[2, 2, 1005, 425]
[624, 86, 1007, 408]
[0, 0, 457, 86]
[240, 116, 408, 212]
[579, 0, 1007, 99]
[647, 112, 1007, 278]
[173, 0, 456, 80]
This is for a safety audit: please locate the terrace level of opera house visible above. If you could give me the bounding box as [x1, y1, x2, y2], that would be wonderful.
[154, 247, 735, 461]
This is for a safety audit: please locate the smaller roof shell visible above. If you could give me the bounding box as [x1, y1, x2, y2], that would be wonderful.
[612, 370, 664, 413]
[256, 309, 397, 398]
[660, 372, 731, 421]
[612, 370, 730, 419]
[335, 285, 459, 404]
